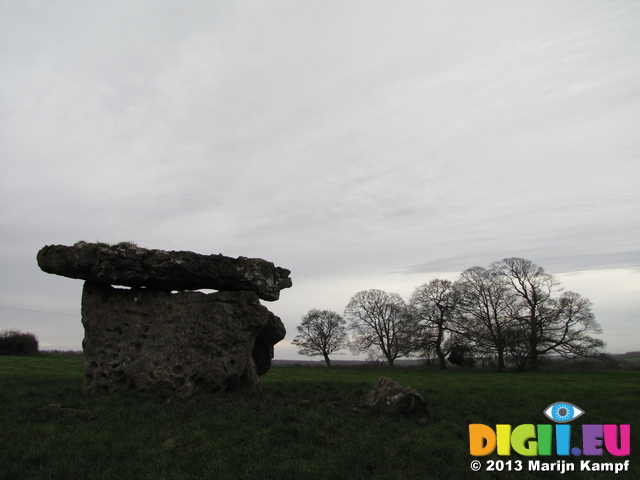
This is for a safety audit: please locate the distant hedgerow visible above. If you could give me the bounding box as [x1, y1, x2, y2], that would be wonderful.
[0, 329, 39, 355]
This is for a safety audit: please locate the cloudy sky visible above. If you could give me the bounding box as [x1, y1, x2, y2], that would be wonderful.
[1, 1, 639, 359]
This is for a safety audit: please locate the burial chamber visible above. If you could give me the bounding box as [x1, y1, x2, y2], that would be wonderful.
[37, 242, 290, 393]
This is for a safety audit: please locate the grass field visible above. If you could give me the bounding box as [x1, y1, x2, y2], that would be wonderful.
[0, 356, 637, 480]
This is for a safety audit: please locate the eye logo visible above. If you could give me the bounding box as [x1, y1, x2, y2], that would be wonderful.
[543, 402, 584, 423]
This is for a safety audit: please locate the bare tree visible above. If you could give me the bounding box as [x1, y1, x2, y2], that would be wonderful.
[539, 291, 605, 359]
[455, 266, 517, 371]
[504, 324, 531, 371]
[409, 279, 461, 369]
[344, 289, 416, 366]
[490, 258, 557, 370]
[292, 309, 348, 366]
[490, 257, 605, 369]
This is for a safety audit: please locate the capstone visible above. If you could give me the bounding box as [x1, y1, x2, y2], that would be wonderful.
[37, 242, 292, 301]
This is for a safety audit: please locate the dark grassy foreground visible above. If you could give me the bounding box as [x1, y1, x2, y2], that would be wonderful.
[0, 356, 637, 480]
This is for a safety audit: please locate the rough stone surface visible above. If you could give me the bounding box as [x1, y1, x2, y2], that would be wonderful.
[38, 242, 292, 301]
[81, 281, 286, 393]
[366, 377, 428, 416]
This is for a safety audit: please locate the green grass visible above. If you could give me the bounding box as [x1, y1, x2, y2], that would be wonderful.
[0, 356, 638, 480]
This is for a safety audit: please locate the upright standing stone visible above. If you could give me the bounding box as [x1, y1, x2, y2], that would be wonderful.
[81, 282, 285, 393]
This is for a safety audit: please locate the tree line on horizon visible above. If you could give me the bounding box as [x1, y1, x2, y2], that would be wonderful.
[292, 257, 605, 371]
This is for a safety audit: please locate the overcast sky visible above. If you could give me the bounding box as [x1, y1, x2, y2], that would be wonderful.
[1, 1, 639, 359]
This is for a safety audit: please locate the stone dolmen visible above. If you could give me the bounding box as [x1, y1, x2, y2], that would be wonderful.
[37, 242, 291, 393]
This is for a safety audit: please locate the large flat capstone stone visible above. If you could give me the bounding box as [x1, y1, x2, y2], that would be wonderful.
[37, 242, 291, 301]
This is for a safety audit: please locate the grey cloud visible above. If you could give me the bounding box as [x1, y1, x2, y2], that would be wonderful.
[1, 1, 639, 353]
